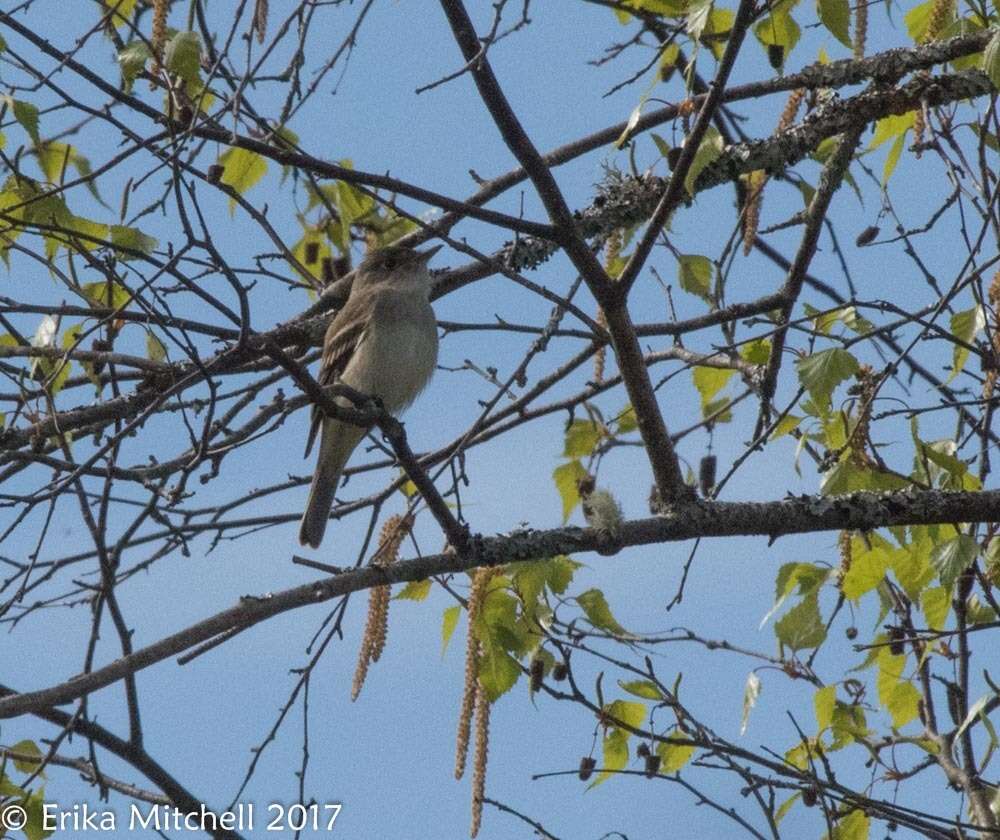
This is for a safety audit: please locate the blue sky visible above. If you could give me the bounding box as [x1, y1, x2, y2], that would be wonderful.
[0, 1, 979, 838]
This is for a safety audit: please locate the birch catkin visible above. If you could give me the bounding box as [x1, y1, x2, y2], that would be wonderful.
[350, 514, 412, 701]
[454, 567, 495, 779]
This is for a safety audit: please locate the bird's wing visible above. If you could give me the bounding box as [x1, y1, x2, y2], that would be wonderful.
[303, 298, 371, 458]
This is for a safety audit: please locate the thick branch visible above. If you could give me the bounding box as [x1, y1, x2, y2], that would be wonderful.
[2, 487, 999, 719]
[755, 122, 866, 432]
[435, 0, 610, 293]
[615, 0, 755, 299]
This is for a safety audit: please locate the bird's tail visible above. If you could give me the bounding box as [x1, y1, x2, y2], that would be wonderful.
[298, 419, 366, 549]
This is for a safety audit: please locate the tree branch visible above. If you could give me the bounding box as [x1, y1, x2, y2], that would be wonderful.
[2, 487, 999, 719]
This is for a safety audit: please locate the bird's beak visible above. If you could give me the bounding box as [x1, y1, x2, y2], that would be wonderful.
[416, 244, 443, 264]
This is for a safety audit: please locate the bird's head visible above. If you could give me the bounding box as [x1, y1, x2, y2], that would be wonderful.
[354, 244, 442, 291]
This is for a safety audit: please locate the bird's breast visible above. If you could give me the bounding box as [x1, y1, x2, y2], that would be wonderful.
[341, 299, 438, 414]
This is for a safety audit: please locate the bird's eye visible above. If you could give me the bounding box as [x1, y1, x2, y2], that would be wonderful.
[383, 257, 396, 271]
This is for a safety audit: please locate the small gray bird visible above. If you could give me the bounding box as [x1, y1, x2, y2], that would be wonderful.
[299, 244, 441, 548]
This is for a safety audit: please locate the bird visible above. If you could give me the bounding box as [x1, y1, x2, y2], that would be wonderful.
[298, 244, 441, 549]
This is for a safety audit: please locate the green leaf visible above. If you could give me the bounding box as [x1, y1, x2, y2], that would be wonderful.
[955, 694, 991, 741]
[30, 142, 105, 207]
[740, 671, 761, 735]
[110, 225, 158, 259]
[820, 457, 909, 496]
[692, 365, 734, 408]
[984, 31, 1000, 89]
[914, 438, 980, 491]
[273, 125, 300, 183]
[796, 348, 859, 409]
[553, 459, 588, 522]
[164, 31, 202, 84]
[967, 593, 996, 625]
[685, 0, 713, 41]
[740, 338, 771, 365]
[477, 581, 534, 659]
[784, 738, 819, 771]
[677, 253, 713, 300]
[619, 0, 689, 16]
[877, 648, 920, 728]
[651, 133, 671, 160]
[101, 0, 139, 27]
[394, 579, 432, 601]
[290, 223, 331, 286]
[476, 644, 520, 701]
[775, 592, 826, 651]
[904, 0, 940, 41]
[841, 533, 893, 600]
[619, 679, 665, 701]
[563, 418, 602, 458]
[931, 534, 978, 590]
[9, 98, 41, 146]
[891, 539, 935, 601]
[841, 307, 875, 335]
[0, 176, 74, 254]
[441, 605, 461, 656]
[35, 142, 73, 184]
[63, 215, 110, 252]
[762, 562, 828, 627]
[657, 736, 695, 772]
[831, 808, 870, 840]
[0, 772, 25, 797]
[921, 586, 950, 630]
[684, 126, 724, 196]
[546, 555, 579, 595]
[605, 699, 647, 729]
[794, 178, 816, 206]
[817, 0, 851, 47]
[869, 112, 915, 185]
[616, 404, 638, 434]
[509, 560, 549, 611]
[62, 325, 100, 391]
[870, 112, 916, 150]
[882, 132, 907, 185]
[590, 728, 628, 788]
[703, 7, 734, 59]
[830, 701, 868, 748]
[948, 306, 986, 382]
[615, 98, 647, 150]
[477, 578, 518, 636]
[335, 180, 376, 226]
[770, 414, 803, 439]
[970, 123, 1000, 154]
[814, 684, 836, 731]
[47, 357, 72, 396]
[754, 8, 801, 57]
[577, 589, 631, 637]
[21, 786, 53, 840]
[118, 41, 150, 92]
[81, 280, 132, 310]
[9, 740, 43, 775]
[218, 147, 268, 214]
[702, 395, 732, 423]
[805, 303, 851, 336]
[775, 793, 801, 823]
